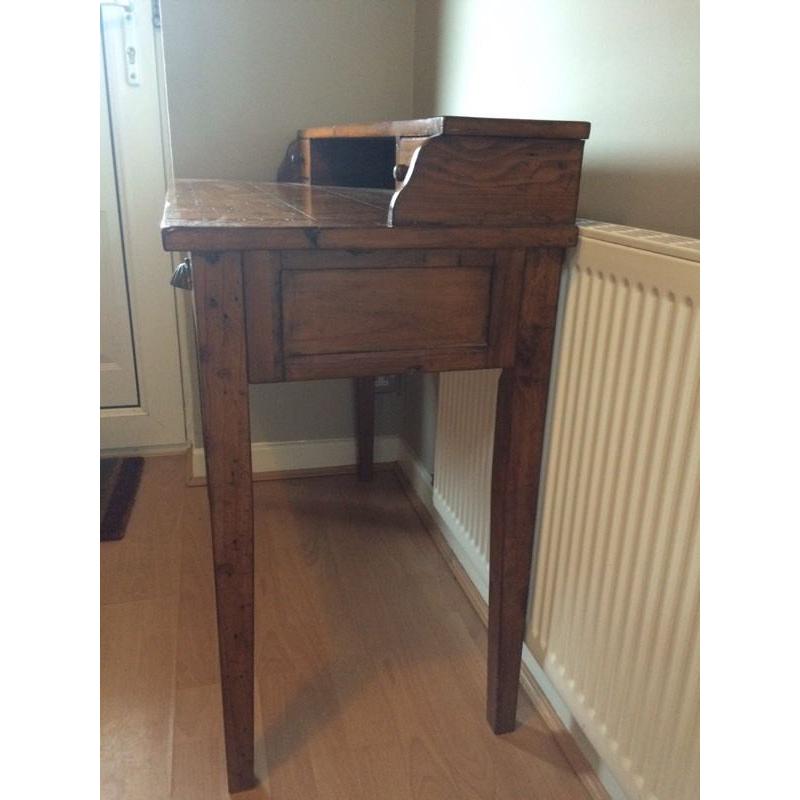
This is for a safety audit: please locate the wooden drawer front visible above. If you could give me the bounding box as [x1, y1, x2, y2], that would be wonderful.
[282, 267, 492, 356]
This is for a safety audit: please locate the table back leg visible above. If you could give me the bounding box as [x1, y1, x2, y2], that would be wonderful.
[487, 248, 563, 733]
[192, 251, 257, 792]
[354, 376, 376, 481]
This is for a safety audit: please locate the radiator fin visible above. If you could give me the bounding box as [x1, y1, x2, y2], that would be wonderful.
[432, 223, 699, 800]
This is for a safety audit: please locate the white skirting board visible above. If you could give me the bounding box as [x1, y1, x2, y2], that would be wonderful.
[396, 440, 628, 800]
[190, 434, 401, 480]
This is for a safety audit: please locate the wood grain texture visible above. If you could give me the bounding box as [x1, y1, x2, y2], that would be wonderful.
[253, 472, 596, 800]
[101, 460, 599, 800]
[354, 377, 375, 482]
[161, 180, 579, 251]
[164, 180, 390, 231]
[100, 457, 184, 800]
[164, 224, 578, 253]
[317, 226, 579, 251]
[284, 347, 491, 381]
[487, 248, 565, 734]
[391, 136, 585, 226]
[243, 251, 283, 383]
[192, 251, 256, 793]
[298, 116, 590, 140]
[241, 246, 530, 386]
[280, 248, 491, 270]
[488, 250, 525, 367]
[282, 267, 492, 356]
[393, 464, 611, 800]
[102, 596, 179, 799]
[100, 455, 184, 605]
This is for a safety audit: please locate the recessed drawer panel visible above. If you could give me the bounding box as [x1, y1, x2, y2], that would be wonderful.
[282, 267, 492, 356]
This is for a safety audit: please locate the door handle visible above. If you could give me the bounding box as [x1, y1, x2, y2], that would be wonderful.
[100, 1, 140, 86]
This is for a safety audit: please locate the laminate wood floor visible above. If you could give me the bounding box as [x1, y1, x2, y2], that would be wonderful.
[101, 455, 596, 800]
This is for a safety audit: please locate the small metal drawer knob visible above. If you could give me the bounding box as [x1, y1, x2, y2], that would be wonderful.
[393, 163, 409, 182]
[170, 258, 193, 290]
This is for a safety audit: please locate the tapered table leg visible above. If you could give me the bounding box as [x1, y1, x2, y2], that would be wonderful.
[354, 376, 375, 482]
[192, 251, 256, 793]
[487, 248, 563, 733]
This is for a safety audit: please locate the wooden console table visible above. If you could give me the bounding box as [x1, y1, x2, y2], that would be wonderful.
[162, 116, 589, 793]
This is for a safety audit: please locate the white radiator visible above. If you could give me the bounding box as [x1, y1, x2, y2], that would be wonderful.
[432, 222, 700, 800]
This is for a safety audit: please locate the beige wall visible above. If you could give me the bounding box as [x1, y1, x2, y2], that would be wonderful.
[413, 0, 699, 238]
[405, 0, 699, 471]
[161, 0, 415, 443]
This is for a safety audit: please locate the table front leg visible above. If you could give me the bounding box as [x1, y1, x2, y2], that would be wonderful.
[193, 251, 256, 792]
[487, 248, 563, 733]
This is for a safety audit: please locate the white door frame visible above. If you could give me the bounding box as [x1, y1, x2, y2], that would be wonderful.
[100, 0, 187, 453]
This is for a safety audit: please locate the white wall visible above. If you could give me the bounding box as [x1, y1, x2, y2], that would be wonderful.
[161, 0, 415, 444]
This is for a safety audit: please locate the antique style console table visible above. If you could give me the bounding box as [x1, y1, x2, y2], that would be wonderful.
[162, 116, 589, 793]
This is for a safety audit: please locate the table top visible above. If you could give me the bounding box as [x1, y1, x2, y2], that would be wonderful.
[298, 116, 591, 141]
[165, 179, 394, 229]
[161, 179, 578, 252]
